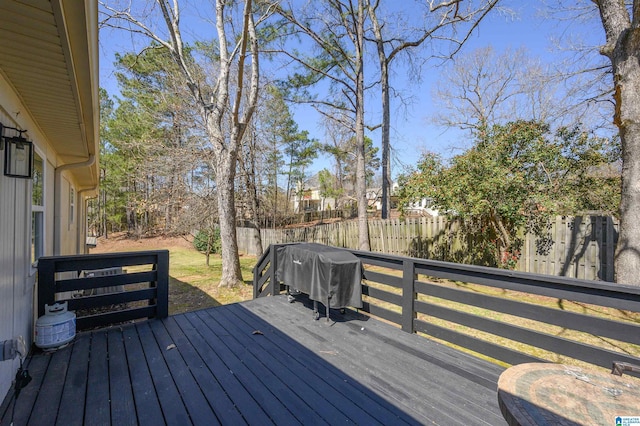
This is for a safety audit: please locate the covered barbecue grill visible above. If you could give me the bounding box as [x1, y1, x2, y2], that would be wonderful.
[277, 243, 363, 320]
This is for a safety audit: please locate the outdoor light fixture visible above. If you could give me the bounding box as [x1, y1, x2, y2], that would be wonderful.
[0, 122, 34, 179]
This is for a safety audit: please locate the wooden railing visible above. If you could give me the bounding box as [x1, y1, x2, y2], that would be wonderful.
[37, 250, 169, 331]
[254, 243, 640, 372]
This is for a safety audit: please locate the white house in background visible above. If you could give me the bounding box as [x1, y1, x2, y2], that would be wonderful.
[366, 182, 401, 211]
[0, 0, 99, 401]
[293, 174, 336, 213]
[404, 197, 441, 217]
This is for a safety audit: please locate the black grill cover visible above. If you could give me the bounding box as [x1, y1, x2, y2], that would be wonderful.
[277, 243, 363, 309]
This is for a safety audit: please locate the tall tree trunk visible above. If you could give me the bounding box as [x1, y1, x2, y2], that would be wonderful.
[380, 66, 391, 219]
[212, 142, 244, 286]
[369, 3, 391, 219]
[239, 131, 264, 256]
[595, 0, 640, 285]
[273, 139, 278, 229]
[355, 0, 370, 251]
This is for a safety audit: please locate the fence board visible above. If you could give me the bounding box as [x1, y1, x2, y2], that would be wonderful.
[238, 215, 618, 281]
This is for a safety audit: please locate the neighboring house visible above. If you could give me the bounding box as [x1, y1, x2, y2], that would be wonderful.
[295, 177, 404, 213]
[404, 197, 440, 217]
[366, 182, 400, 212]
[366, 188, 399, 211]
[293, 174, 336, 213]
[0, 0, 99, 401]
[295, 187, 336, 212]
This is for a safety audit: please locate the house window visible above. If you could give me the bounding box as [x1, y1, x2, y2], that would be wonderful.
[31, 152, 44, 264]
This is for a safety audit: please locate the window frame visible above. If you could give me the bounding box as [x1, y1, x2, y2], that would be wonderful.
[31, 149, 45, 268]
[69, 184, 75, 228]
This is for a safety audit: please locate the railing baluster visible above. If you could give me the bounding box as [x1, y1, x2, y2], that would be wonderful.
[269, 246, 277, 296]
[401, 259, 416, 333]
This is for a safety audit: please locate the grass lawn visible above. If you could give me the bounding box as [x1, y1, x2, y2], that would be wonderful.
[90, 233, 256, 315]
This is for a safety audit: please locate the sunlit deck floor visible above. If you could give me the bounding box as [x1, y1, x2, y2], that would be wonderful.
[1, 295, 505, 425]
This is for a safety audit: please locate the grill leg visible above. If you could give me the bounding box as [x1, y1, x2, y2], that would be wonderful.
[313, 300, 319, 320]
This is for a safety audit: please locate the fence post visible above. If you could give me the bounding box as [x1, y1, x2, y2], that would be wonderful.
[401, 259, 416, 333]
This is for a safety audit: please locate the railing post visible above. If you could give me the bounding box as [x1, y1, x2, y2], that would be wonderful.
[155, 250, 169, 318]
[269, 246, 278, 296]
[37, 257, 56, 318]
[401, 259, 416, 334]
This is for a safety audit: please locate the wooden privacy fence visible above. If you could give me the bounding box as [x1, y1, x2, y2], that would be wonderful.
[254, 243, 640, 372]
[238, 215, 618, 281]
[37, 250, 169, 330]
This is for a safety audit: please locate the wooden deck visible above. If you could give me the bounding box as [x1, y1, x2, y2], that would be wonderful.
[1, 295, 505, 425]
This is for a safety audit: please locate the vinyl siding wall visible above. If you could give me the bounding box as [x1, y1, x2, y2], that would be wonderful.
[0, 74, 85, 400]
[0, 104, 33, 401]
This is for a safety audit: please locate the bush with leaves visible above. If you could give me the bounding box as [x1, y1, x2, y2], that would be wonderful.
[398, 120, 620, 268]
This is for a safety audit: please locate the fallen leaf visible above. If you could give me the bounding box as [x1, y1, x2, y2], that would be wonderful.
[252, 330, 263, 335]
[166, 343, 176, 350]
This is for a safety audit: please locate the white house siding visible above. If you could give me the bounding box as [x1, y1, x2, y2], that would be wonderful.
[0, 78, 83, 400]
[0, 107, 34, 401]
[0, 0, 99, 402]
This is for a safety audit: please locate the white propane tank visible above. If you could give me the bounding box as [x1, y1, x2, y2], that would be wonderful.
[35, 302, 76, 350]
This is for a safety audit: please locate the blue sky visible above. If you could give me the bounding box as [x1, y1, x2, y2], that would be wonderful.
[99, 1, 608, 180]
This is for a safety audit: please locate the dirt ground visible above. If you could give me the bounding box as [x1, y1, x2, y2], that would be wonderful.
[90, 232, 194, 253]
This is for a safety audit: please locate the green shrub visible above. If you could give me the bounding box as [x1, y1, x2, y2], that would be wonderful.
[193, 228, 221, 254]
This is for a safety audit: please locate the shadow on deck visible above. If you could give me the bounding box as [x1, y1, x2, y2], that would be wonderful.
[0, 295, 504, 425]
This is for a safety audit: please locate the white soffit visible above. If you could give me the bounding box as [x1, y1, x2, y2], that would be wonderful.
[0, 0, 98, 186]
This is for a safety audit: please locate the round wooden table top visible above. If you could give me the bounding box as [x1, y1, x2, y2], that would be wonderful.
[497, 363, 640, 426]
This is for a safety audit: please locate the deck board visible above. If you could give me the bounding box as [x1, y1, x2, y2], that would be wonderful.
[205, 306, 363, 425]
[148, 318, 219, 426]
[8, 348, 50, 425]
[243, 296, 504, 425]
[162, 316, 244, 425]
[107, 328, 137, 426]
[30, 345, 70, 426]
[198, 308, 342, 424]
[121, 325, 164, 426]
[215, 304, 388, 425]
[172, 314, 270, 425]
[85, 331, 110, 426]
[186, 310, 297, 425]
[136, 321, 192, 425]
[0, 295, 505, 425]
[219, 303, 413, 425]
[56, 333, 90, 426]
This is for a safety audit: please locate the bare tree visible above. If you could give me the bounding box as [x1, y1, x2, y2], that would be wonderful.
[367, 0, 500, 219]
[276, 0, 371, 250]
[433, 45, 601, 133]
[593, 0, 640, 285]
[321, 117, 352, 208]
[238, 127, 264, 256]
[434, 46, 525, 130]
[102, 0, 272, 287]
